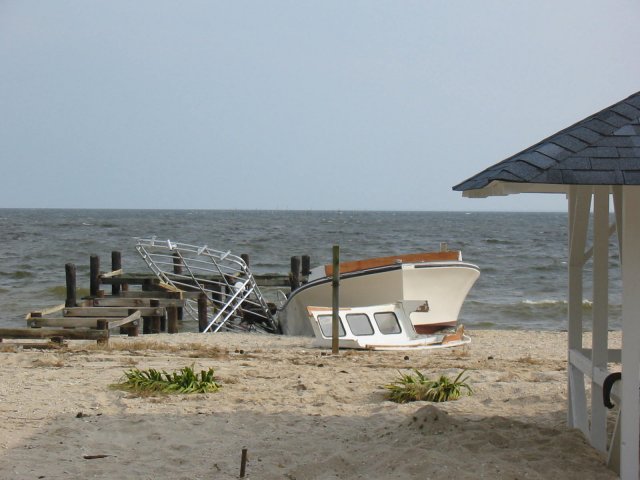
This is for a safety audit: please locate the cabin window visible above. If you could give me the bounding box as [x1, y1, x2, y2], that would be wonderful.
[346, 313, 374, 336]
[374, 312, 401, 334]
[317, 314, 345, 337]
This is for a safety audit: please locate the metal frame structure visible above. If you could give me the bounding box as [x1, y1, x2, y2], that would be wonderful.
[136, 238, 278, 334]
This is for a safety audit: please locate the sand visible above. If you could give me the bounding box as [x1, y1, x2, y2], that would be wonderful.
[0, 329, 619, 480]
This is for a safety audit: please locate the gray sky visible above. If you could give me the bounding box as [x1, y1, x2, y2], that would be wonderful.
[1, 1, 639, 211]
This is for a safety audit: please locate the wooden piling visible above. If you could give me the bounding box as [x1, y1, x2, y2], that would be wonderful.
[198, 293, 208, 332]
[241, 253, 250, 267]
[240, 447, 248, 477]
[65, 263, 77, 308]
[290, 256, 301, 291]
[172, 252, 182, 275]
[90, 255, 100, 297]
[150, 299, 161, 334]
[301, 255, 311, 284]
[127, 309, 139, 336]
[96, 319, 108, 345]
[111, 251, 122, 296]
[332, 245, 340, 355]
[167, 305, 179, 334]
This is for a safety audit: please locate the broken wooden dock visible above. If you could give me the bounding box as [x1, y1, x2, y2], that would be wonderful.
[1, 250, 308, 346]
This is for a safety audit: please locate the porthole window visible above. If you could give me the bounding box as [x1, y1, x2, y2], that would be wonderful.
[317, 314, 345, 337]
[374, 312, 401, 334]
[346, 313, 374, 336]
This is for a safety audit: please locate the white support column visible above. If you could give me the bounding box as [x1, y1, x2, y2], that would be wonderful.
[620, 186, 640, 480]
[567, 186, 591, 433]
[613, 186, 623, 258]
[591, 187, 609, 452]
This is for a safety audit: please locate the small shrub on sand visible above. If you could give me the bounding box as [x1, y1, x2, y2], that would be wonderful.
[113, 365, 221, 394]
[385, 369, 472, 403]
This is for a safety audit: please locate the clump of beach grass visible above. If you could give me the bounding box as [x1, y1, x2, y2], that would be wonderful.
[112, 365, 221, 394]
[385, 369, 472, 403]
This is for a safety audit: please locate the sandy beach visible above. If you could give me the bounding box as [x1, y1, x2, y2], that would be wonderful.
[0, 329, 619, 479]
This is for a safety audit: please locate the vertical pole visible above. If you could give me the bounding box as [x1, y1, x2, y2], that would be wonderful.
[198, 293, 208, 333]
[127, 309, 139, 337]
[150, 299, 161, 334]
[90, 255, 100, 298]
[591, 186, 609, 452]
[167, 305, 179, 334]
[241, 253, 250, 267]
[240, 447, 248, 477]
[620, 186, 640, 480]
[290, 256, 301, 292]
[332, 245, 340, 355]
[96, 319, 108, 346]
[65, 263, 77, 308]
[111, 251, 122, 296]
[567, 186, 590, 434]
[301, 255, 311, 284]
[172, 252, 182, 275]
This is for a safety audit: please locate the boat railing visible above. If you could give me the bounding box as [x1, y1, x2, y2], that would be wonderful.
[135, 238, 278, 333]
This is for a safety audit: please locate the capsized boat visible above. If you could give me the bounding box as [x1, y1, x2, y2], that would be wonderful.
[307, 303, 470, 350]
[278, 249, 480, 338]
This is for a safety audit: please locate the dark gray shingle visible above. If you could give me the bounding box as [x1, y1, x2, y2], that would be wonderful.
[453, 91, 640, 191]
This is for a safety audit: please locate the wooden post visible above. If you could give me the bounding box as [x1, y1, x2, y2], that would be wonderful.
[90, 255, 100, 297]
[142, 278, 153, 292]
[332, 245, 340, 355]
[65, 263, 77, 308]
[96, 319, 108, 345]
[150, 299, 161, 334]
[198, 293, 208, 332]
[301, 255, 311, 284]
[127, 309, 139, 337]
[241, 253, 250, 267]
[240, 447, 248, 477]
[173, 252, 182, 275]
[167, 305, 179, 334]
[111, 251, 122, 296]
[290, 256, 301, 291]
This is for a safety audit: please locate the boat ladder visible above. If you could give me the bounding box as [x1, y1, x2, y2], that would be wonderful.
[135, 238, 278, 333]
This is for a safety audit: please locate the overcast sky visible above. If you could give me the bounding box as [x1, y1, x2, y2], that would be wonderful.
[1, 1, 639, 211]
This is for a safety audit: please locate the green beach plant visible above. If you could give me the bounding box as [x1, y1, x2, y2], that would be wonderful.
[113, 365, 221, 394]
[385, 369, 472, 403]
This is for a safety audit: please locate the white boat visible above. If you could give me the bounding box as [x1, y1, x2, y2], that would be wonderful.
[306, 303, 471, 350]
[278, 250, 480, 340]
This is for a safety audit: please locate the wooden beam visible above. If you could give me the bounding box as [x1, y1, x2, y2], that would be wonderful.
[0, 328, 108, 340]
[108, 311, 141, 329]
[25, 304, 65, 320]
[64, 307, 164, 317]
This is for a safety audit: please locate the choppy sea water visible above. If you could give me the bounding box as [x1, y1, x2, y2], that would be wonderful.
[0, 209, 622, 331]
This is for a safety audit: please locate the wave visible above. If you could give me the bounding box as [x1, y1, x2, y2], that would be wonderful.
[463, 298, 622, 330]
[0, 270, 34, 279]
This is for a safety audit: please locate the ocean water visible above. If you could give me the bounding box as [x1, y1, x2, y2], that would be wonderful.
[0, 209, 622, 331]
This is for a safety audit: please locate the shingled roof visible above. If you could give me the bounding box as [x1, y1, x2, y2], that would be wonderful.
[453, 91, 640, 196]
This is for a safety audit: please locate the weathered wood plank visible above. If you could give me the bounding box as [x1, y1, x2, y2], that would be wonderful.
[108, 311, 141, 329]
[0, 328, 108, 340]
[29, 318, 102, 328]
[92, 298, 184, 308]
[25, 304, 66, 320]
[100, 269, 124, 279]
[64, 307, 164, 317]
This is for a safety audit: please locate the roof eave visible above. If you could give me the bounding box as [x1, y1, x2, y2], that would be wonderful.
[461, 180, 570, 198]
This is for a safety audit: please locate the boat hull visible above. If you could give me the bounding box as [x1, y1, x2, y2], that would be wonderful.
[279, 261, 479, 336]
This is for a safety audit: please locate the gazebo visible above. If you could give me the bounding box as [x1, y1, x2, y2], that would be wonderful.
[453, 90, 640, 479]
